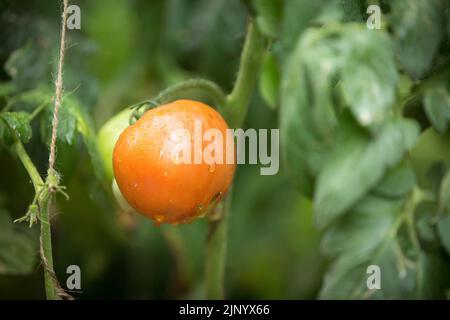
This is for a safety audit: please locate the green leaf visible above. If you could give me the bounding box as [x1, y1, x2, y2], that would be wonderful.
[67, 97, 106, 182]
[426, 161, 448, 196]
[280, 31, 331, 196]
[41, 96, 106, 182]
[390, 0, 445, 79]
[281, 24, 399, 196]
[374, 162, 416, 199]
[259, 52, 280, 110]
[423, 82, 450, 133]
[0, 111, 32, 144]
[280, 0, 364, 56]
[252, 0, 282, 38]
[4, 41, 51, 91]
[54, 103, 77, 145]
[320, 195, 416, 299]
[321, 195, 401, 257]
[437, 215, 450, 255]
[0, 198, 38, 275]
[281, 0, 341, 55]
[314, 116, 419, 229]
[320, 193, 450, 299]
[40, 94, 76, 146]
[340, 30, 398, 127]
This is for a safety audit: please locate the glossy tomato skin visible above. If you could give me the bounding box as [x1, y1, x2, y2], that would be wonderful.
[113, 99, 236, 224]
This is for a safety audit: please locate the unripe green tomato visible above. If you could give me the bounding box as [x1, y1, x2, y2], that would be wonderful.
[97, 108, 136, 211]
[97, 108, 133, 182]
[112, 178, 135, 213]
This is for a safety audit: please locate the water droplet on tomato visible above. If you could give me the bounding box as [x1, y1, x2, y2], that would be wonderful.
[196, 204, 207, 218]
[210, 192, 222, 204]
[208, 162, 216, 173]
[154, 215, 164, 224]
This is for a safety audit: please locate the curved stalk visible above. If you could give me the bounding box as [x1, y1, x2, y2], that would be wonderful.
[205, 20, 266, 299]
[223, 21, 266, 128]
[205, 197, 230, 299]
[156, 78, 226, 107]
[15, 141, 44, 190]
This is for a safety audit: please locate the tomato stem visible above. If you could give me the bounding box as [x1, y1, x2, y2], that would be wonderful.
[155, 78, 226, 107]
[39, 193, 60, 300]
[14, 141, 44, 192]
[205, 195, 230, 299]
[129, 79, 227, 123]
[28, 99, 50, 121]
[14, 141, 60, 299]
[224, 20, 266, 128]
[205, 20, 266, 300]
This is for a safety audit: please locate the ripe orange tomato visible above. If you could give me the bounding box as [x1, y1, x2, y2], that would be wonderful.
[113, 99, 235, 225]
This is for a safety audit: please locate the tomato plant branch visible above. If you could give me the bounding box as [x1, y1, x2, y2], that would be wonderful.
[205, 197, 230, 299]
[13, 140, 61, 299]
[2, 98, 17, 113]
[162, 227, 190, 293]
[224, 20, 266, 128]
[155, 78, 226, 107]
[14, 141, 44, 191]
[403, 187, 422, 253]
[129, 79, 226, 124]
[29, 99, 49, 121]
[39, 193, 59, 300]
[205, 20, 266, 299]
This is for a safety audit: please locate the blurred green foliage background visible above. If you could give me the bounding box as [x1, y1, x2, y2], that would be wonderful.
[0, 0, 324, 299]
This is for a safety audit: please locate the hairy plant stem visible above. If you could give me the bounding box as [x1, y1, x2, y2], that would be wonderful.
[14, 141, 59, 299]
[15, 141, 44, 190]
[40, 194, 59, 300]
[205, 20, 266, 299]
[223, 21, 266, 128]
